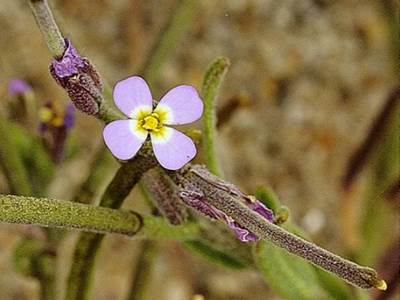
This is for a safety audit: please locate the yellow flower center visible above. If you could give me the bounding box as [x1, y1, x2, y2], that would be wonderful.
[140, 112, 162, 132]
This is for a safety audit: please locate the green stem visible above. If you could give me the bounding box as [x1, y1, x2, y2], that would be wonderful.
[28, 0, 66, 58]
[142, 0, 200, 87]
[201, 57, 230, 176]
[0, 119, 32, 195]
[126, 241, 158, 300]
[65, 147, 156, 300]
[0, 194, 141, 235]
[34, 250, 57, 300]
[71, 146, 116, 204]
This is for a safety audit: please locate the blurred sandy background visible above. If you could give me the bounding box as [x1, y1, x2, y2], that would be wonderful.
[0, 0, 398, 299]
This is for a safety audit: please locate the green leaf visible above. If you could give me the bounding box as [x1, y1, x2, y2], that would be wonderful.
[358, 105, 399, 265]
[184, 240, 246, 270]
[253, 241, 329, 300]
[201, 57, 230, 176]
[314, 268, 353, 300]
[7, 123, 54, 194]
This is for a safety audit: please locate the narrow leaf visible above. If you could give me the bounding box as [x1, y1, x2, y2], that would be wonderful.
[201, 57, 230, 176]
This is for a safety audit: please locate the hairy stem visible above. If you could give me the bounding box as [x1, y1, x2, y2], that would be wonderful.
[29, 0, 66, 58]
[204, 187, 386, 290]
[0, 195, 141, 235]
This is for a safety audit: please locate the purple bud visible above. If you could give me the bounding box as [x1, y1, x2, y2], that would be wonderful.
[143, 169, 188, 225]
[63, 104, 75, 129]
[38, 101, 74, 163]
[49, 39, 102, 115]
[8, 79, 32, 96]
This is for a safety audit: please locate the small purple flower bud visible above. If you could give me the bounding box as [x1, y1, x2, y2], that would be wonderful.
[49, 39, 102, 115]
[38, 101, 74, 163]
[63, 104, 75, 129]
[143, 169, 188, 225]
[8, 79, 32, 96]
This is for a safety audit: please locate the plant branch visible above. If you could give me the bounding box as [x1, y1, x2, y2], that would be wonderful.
[0, 194, 141, 235]
[29, 0, 66, 58]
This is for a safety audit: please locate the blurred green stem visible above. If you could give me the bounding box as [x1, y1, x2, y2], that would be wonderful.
[201, 57, 230, 176]
[126, 241, 158, 300]
[142, 0, 200, 87]
[0, 119, 32, 195]
[71, 146, 116, 204]
[29, 0, 66, 58]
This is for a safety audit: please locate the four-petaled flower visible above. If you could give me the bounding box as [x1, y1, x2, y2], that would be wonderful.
[103, 76, 203, 170]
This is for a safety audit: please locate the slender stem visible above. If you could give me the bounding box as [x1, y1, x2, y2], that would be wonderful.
[29, 0, 66, 58]
[142, 0, 199, 87]
[202, 187, 386, 290]
[0, 119, 32, 195]
[201, 57, 230, 176]
[126, 241, 158, 300]
[71, 146, 116, 204]
[34, 250, 57, 300]
[0, 194, 141, 235]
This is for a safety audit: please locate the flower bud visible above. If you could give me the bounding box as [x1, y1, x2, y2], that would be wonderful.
[49, 39, 102, 115]
[143, 168, 188, 225]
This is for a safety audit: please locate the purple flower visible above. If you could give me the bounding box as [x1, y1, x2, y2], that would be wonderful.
[222, 200, 274, 242]
[103, 76, 203, 170]
[38, 101, 75, 163]
[8, 79, 32, 96]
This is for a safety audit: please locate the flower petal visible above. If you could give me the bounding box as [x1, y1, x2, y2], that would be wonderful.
[113, 76, 153, 118]
[103, 120, 147, 160]
[248, 201, 274, 222]
[151, 127, 196, 170]
[225, 218, 260, 242]
[155, 85, 203, 125]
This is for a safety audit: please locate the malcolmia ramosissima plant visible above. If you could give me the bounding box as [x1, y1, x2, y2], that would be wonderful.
[103, 76, 203, 170]
[0, 1, 391, 299]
